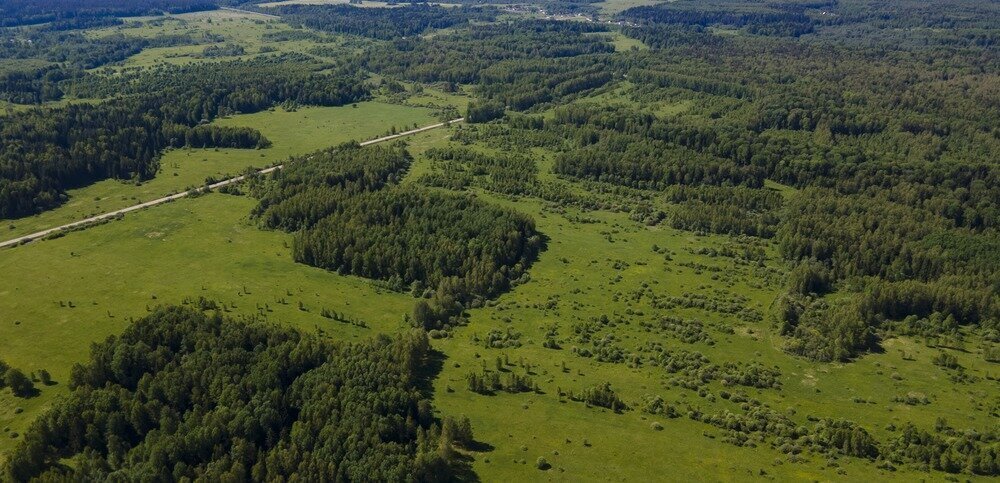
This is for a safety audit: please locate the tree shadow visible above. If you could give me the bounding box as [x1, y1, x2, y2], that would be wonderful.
[450, 454, 481, 482]
[414, 347, 446, 400]
[13, 386, 41, 399]
[463, 439, 495, 453]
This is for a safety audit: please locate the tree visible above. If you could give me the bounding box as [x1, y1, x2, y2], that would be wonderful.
[4, 368, 35, 397]
[466, 100, 505, 123]
[36, 369, 52, 386]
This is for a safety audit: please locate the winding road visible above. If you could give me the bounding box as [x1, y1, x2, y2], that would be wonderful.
[0, 118, 463, 250]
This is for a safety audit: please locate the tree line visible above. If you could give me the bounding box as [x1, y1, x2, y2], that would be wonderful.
[0, 0, 217, 28]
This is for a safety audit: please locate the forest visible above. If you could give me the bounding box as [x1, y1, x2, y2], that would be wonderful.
[253, 143, 543, 333]
[0, 55, 367, 218]
[0, 0, 997, 480]
[1, 305, 473, 481]
[361, 20, 614, 86]
[0, 0, 218, 28]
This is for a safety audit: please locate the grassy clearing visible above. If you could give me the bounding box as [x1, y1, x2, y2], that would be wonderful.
[427, 197, 998, 481]
[609, 31, 648, 51]
[89, 11, 355, 70]
[400, 84, 472, 112]
[2, 102, 437, 240]
[597, 0, 666, 16]
[402, 131, 999, 481]
[258, 0, 401, 8]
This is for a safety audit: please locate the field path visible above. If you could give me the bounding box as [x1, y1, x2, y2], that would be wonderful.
[217, 6, 282, 19]
[0, 118, 463, 249]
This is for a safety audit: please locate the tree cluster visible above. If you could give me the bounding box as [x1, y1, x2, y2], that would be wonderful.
[254, 143, 543, 332]
[362, 20, 613, 85]
[2, 305, 472, 481]
[0, 359, 37, 398]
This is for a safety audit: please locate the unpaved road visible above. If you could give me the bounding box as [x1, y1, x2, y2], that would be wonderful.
[218, 6, 281, 19]
[0, 118, 463, 250]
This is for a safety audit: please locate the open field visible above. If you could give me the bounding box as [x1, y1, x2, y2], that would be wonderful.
[597, 0, 667, 16]
[399, 141, 998, 481]
[86, 9, 359, 70]
[429, 197, 998, 481]
[258, 0, 403, 8]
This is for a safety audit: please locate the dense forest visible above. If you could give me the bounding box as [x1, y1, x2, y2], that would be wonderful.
[2, 305, 473, 481]
[619, 0, 819, 37]
[618, 0, 1000, 43]
[362, 20, 614, 86]
[0, 55, 367, 219]
[253, 143, 543, 332]
[0, 0, 217, 28]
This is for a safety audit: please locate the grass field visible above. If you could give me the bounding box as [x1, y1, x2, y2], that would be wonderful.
[87, 9, 357, 70]
[609, 31, 648, 51]
[428, 198, 997, 481]
[0, 193, 417, 457]
[597, 0, 667, 15]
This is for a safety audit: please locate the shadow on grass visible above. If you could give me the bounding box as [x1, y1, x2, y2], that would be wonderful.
[464, 439, 495, 453]
[414, 347, 446, 400]
[450, 453, 482, 482]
